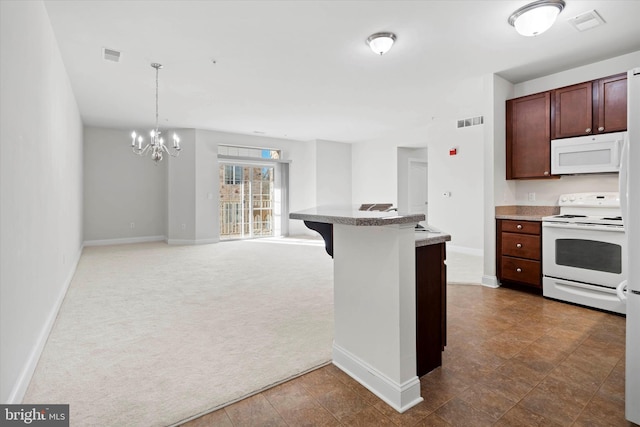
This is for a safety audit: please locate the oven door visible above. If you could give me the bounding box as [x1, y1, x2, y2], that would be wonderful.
[542, 222, 626, 288]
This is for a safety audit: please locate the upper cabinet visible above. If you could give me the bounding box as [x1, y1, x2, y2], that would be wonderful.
[506, 91, 553, 180]
[594, 73, 628, 134]
[552, 81, 593, 139]
[551, 73, 627, 139]
[506, 72, 627, 180]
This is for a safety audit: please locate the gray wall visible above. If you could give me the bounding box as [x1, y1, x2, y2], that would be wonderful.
[83, 127, 167, 243]
[1, 1, 84, 403]
[83, 127, 326, 241]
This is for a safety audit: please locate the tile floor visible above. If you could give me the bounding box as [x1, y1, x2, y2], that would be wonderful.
[181, 284, 634, 427]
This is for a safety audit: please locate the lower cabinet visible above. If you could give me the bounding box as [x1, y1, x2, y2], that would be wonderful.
[496, 219, 542, 289]
[415, 242, 447, 376]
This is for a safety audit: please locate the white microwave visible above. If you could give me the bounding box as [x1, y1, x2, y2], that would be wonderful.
[551, 131, 626, 175]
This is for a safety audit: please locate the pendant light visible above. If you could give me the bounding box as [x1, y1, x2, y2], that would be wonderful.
[130, 63, 181, 163]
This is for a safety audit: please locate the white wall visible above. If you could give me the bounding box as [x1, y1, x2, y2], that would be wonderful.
[351, 139, 399, 206]
[0, 1, 83, 403]
[514, 51, 640, 98]
[484, 74, 515, 285]
[84, 127, 167, 244]
[167, 129, 198, 243]
[427, 119, 485, 254]
[315, 139, 352, 207]
[194, 129, 221, 243]
[351, 76, 487, 254]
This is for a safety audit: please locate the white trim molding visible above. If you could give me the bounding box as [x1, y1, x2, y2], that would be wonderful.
[84, 235, 166, 247]
[482, 275, 500, 288]
[332, 343, 423, 413]
[166, 238, 219, 245]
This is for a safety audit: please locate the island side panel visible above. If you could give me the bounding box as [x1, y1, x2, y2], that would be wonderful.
[332, 222, 422, 412]
[415, 242, 447, 376]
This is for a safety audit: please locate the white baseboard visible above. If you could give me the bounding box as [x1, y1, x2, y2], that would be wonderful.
[84, 235, 166, 247]
[482, 275, 500, 288]
[332, 343, 423, 413]
[166, 238, 219, 245]
[445, 243, 484, 257]
[7, 244, 84, 404]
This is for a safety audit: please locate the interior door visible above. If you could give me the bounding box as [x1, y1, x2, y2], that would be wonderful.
[408, 160, 428, 224]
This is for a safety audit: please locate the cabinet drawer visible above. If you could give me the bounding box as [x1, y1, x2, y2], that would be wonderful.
[500, 220, 540, 235]
[501, 233, 541, 260]
[501, 256, 541, 287]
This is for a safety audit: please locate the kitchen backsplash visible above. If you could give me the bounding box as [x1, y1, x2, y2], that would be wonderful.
[511, 173, 619, 205]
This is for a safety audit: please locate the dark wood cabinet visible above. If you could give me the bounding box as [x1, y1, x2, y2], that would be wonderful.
[506, 72, 628, 180]
[551, 73, 627, 139]
[496, 219, 542, 289]
[594, 73, 627, 134]
[415, 242, 446, 377]
[552, 81, 593, 139]
[506, 92, 553, 179]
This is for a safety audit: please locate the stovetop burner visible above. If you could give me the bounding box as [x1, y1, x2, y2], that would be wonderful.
[542, 192, 624, 228]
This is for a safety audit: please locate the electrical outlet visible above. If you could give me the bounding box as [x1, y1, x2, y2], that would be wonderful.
[130, 222, 135, 229]
[181, 223, 186, 230]
[528, 192, 536, 202]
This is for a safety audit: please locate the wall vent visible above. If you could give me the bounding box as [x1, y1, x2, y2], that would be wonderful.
[568, 10, 605, 32]
[102, 47, 121, 63]
[457, 116, 483, 129]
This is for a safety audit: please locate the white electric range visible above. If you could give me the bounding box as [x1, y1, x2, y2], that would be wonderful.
[542, 192, 627, 314]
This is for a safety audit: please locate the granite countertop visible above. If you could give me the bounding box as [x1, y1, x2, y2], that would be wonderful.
[495, 205, 559, 221]
[415, 226, 451, 247]
[290, 206, 425, 226]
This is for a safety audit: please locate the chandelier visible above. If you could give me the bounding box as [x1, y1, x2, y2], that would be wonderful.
[130, 63, 181, 163]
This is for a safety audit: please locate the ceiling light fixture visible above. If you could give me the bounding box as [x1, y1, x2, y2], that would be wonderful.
[366, 32, 397, 55]
[508, 0, 566, 37]
[130, 63, 181, 163]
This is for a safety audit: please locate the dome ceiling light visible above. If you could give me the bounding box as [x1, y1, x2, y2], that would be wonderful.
[366, 32, 397, 55]
[508, 0, 566, 37]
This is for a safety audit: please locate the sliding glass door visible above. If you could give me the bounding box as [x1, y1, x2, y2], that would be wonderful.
[219, 164, 275, 240]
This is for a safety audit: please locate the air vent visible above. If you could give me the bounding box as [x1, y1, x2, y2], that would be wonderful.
[568, 10, 605, 32]
[457, 116, 483, 129]
[102, 47, 121, 63]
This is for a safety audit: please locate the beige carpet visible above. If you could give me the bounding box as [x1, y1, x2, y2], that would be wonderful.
[23, 238, 334, 426]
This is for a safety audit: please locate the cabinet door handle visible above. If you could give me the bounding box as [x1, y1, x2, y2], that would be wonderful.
[516, 224, 523, 229]
[516, 243, 522, 248]
[516, 268, 522, 273]
[586, 128, 591, 133]
[598, 126, 605, 132]
[544, 171, 550, 176]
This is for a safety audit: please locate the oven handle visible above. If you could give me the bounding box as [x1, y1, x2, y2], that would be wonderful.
[616, 280, 628, 302]
[542, 222, 624, 232]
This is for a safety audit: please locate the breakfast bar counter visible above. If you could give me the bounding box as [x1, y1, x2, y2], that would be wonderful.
[290, 206, 450, 413]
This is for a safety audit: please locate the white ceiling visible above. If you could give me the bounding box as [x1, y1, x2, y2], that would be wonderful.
[43, 0, 640, 143]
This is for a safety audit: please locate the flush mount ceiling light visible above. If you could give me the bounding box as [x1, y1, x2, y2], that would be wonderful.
[366, 32, 397, 55]
[130, 63, 181, 163]
[508, 0, 566, 37]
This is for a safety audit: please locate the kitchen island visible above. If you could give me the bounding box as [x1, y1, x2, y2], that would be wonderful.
[290, 207, 450, 413]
